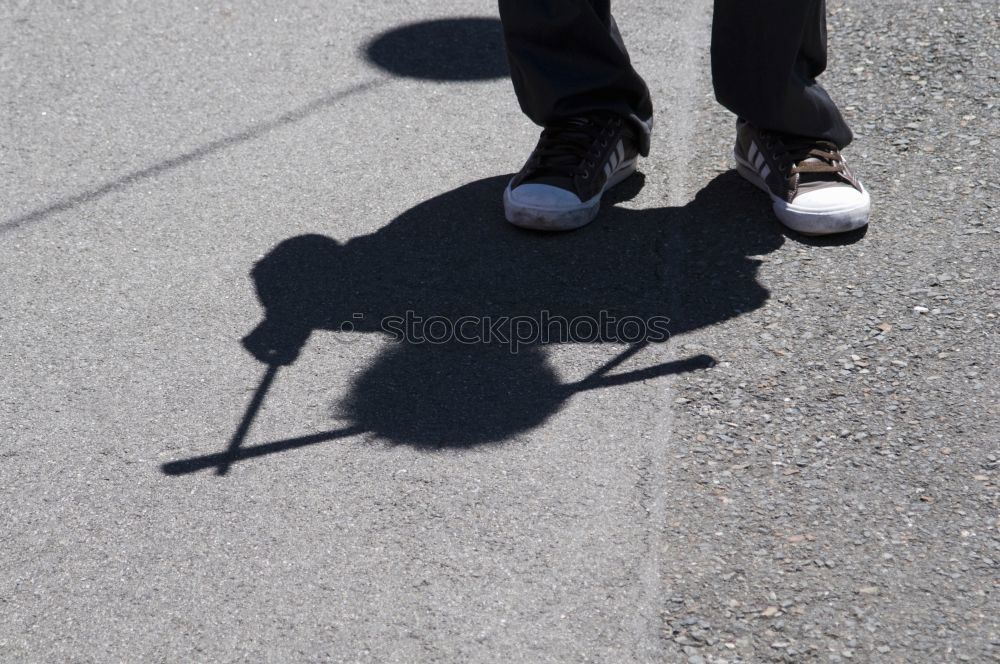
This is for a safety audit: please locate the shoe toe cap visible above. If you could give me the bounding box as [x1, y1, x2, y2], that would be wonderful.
[508, 183, 583, 209]
[791, 184, 867, 213]
[779, 184, 871, 235]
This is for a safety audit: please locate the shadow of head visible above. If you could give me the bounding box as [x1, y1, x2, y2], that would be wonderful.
[240, 171, 782, 448]
[339, 343, 560, 447]
[364, 17, 508, 81]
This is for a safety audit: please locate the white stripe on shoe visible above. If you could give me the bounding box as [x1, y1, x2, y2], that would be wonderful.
[748, 141, 771, 181]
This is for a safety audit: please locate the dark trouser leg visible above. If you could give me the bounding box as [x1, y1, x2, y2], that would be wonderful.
[498, 0, 654, 154]
[711, 0, 853, 147]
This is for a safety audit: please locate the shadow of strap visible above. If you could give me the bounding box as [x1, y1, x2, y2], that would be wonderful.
[574, 354, 716, 391]
[161, 426, 364, 476]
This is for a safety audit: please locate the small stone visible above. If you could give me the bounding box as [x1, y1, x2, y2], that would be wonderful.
[761, 606, 780, 617]
[858, 586, 880, 595]
[913, 306, 930, 314]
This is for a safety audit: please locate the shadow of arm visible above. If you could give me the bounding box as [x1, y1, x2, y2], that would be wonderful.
[573, 354, 715, 392]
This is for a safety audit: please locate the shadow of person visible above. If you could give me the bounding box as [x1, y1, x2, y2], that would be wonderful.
[162, 171, 784, 475]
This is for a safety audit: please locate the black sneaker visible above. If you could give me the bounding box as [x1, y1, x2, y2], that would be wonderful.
[734, 119, 871, 235]
[504, 112, 640, 231]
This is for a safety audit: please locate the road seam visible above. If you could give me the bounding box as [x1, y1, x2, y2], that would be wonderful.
[632, 2, 713, 660]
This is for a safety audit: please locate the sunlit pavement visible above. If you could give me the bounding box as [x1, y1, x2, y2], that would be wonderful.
[2, 2, 997, 661]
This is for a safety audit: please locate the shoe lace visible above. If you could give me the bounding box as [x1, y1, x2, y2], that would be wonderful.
[765, 133, 846, 176]
[531, 114, 622, 180]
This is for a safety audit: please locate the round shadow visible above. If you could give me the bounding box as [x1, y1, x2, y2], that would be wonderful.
[338, 343, 564, 448]
[364, 17, 508, 81]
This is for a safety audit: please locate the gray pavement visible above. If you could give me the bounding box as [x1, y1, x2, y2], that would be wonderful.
[2, 1, 997, 662]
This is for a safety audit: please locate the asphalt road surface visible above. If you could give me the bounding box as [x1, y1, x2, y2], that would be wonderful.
[2, 1, 997, 662]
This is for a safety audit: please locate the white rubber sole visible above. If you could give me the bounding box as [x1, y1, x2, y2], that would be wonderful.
[504, 159, 637, 231]
[734, 151, 870, 236]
